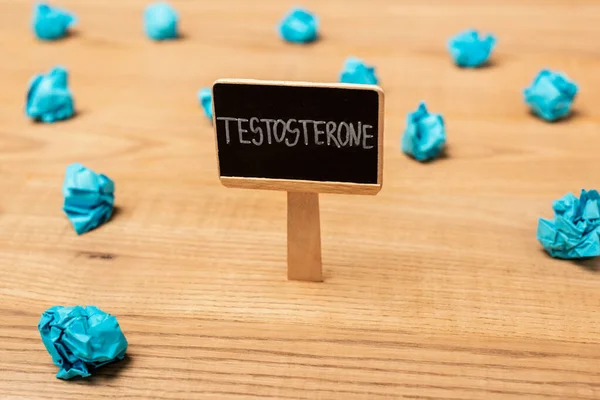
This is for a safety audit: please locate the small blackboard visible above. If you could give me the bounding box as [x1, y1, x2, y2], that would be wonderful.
[212, 79, 384, 195]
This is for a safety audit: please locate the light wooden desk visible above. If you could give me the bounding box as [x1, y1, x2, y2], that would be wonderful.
[1, 1, 599, 399]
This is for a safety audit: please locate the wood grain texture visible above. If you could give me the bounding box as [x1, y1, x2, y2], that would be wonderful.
[220, 178, 382, 195]
[287, 192, 322, 282]
[0, 0, 599, 399]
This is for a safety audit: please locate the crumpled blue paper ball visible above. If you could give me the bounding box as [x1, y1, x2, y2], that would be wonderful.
[26, 66, 75, 123]
[38, 305, 128, 380]
[197, 88, 213, 120]
[32, 3, 76, 41]
[537, 190, 600, 259]
[447, 29, 496, 68]
[524, 69, 578, 122]
[401, 102, 446, 162]
[339, 57, 379, 85]
[278, 7, 318, 43]
[63, 163, 115, 235]
[144, 2, 179, 41]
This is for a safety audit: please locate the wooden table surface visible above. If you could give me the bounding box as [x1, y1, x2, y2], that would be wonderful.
[1, 0, 599, 399]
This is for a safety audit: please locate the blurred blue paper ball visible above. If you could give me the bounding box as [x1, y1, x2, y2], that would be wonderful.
[447, 29, 496, 68]
[144, 2, 179, 41]
[26, 66, 75, 123]
[401, 102, 446, 162]
[524, 69, 578, 122]
[278, 8, 318, 44]
[32, 3, 77, 41]
[197, 88, 213, 120]
[339, 57, 378, 85]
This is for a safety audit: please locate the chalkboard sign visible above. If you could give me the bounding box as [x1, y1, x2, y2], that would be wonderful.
[212, 79, 384, 195]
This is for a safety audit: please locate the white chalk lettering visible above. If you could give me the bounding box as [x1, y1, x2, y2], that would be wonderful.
[237, 118, 250, 144]
[337, 122, 350, 147]
[218, 116, 374, 150]
[285, 119, 300, 147]
[217, 117, 238, 144]
[298, 119, 312, 145]
[273, 119, 287, 143]
[326, 121, 341, 148]
[349, 122, 361, 146]
[261, 118, 276, 144]
[313, 121, 325, 145]
[249, 117, 263, 146]
[362, 124, 374, 149]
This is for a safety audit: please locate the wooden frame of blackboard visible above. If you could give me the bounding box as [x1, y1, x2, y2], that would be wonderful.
[212, 79, 384, 196]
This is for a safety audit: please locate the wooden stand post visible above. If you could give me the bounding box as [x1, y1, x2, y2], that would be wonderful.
[287, 192, 323, 282]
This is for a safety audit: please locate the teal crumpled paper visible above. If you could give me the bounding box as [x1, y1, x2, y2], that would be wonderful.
[278, 7, 318, 44]
[144, 2, 179, 41]
[537, 190, 600, 259]
[197, 88, 213, 120]
[26, 66, 75, 123]
[32, 3, 76, 41]
[339, 57, 379, 85]
[524, 69, 578, 122]
[63, 163, 115, 235]
[447, 29, 496, 68]
[38, 305, 128, 380]
[401, 102, 446, 162]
